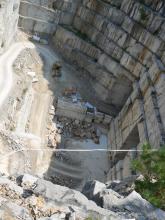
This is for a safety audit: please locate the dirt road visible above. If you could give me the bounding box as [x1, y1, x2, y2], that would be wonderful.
[0, 42, 35, 107]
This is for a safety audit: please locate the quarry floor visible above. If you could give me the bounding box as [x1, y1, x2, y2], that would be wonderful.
[0, 32, 110, 190]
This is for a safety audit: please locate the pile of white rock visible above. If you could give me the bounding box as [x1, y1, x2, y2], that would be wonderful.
[0, 173, 164, 220]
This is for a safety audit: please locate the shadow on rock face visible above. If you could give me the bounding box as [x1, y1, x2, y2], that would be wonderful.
[44, 151, 83, 190]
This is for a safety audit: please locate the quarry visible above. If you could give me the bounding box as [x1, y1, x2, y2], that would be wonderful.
[0, 0, 164, 219]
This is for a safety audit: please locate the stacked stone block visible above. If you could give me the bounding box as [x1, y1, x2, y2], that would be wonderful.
[19, 0, 81, 35]
[56, 98, 112, 126]
[108, 59, 165, 180]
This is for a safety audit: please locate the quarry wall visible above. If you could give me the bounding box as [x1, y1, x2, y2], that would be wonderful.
[52, 0, 165, 115]
[6, 0, 165, 181]
[18, 0, 81, 35]
[68, 0, 165, 180]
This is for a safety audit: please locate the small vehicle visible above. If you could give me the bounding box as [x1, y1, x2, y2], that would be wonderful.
[52, 61, 62, 77]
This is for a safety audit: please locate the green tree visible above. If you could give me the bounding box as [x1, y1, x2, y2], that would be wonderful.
[132, 143, 165, 210]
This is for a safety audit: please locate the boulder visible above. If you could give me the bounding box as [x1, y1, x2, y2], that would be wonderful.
[100, 189, 124, 209]
[20, 174, 38, 188]
[106, 175, 138, 196]
[33, 178, 124, 219]
[82, 180, 106, 205]
[82, 179, 165, 220]
[121, 191, 165, 220]
[102, 190, 165, 220]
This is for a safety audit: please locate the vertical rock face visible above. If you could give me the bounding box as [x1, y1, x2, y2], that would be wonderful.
[50, 0, 164, 181]
[0, 0, 20, 54]
[18, 0, 81, 35]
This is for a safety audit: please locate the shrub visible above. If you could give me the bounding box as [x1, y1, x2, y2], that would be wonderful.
[132, 143, 165, 210]
[139, 6, 149, 23]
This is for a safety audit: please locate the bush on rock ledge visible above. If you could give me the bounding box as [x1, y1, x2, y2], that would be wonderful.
[132, 143, 165, 210]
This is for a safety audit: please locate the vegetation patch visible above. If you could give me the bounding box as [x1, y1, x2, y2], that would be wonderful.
[139, 6, 149, 24]
[132, 143, 165, 210]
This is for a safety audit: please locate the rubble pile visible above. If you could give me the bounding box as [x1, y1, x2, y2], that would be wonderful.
[0, 129, 25, 152]
[0, 174, 164, 220]
[47, 114, 105, 148]
[0, 175, 70, 220]
[82, 179, 165, 220]
[57, 116, 102, 143]
[0, 174, 120, 220]
[46, 172, 81, 190]
[47, 122, 61, 148]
